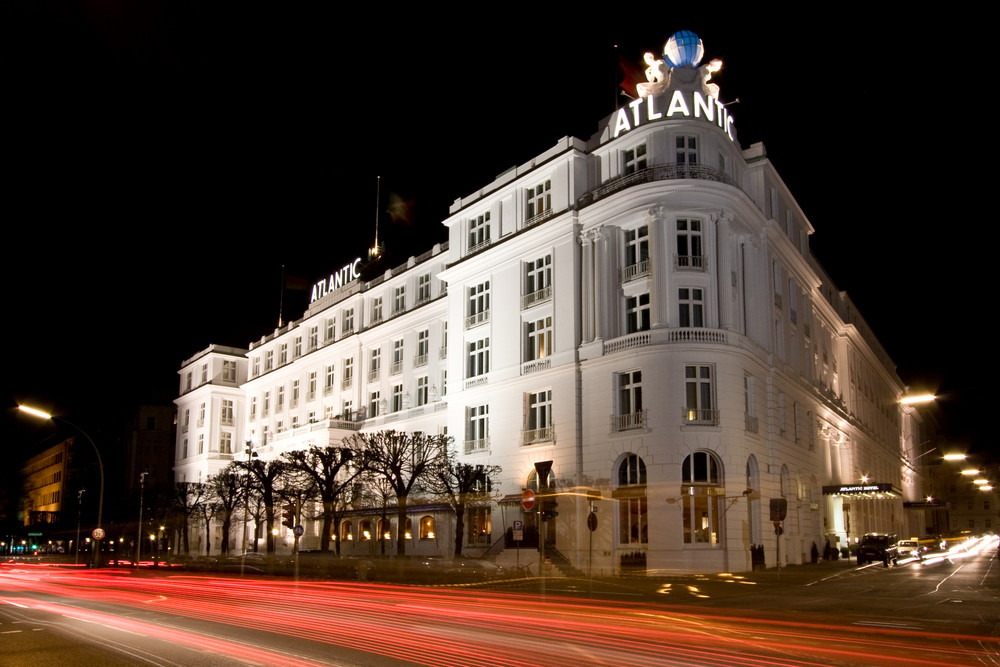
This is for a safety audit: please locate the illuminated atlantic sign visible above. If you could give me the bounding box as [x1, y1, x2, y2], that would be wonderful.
[611, 90, 736, 142]
[310, 258, 362, 303]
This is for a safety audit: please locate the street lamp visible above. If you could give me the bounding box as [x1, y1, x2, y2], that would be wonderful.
[18, 405, 104, 566]
[136, 471, 148, 566]
[241, 440, 259, 575]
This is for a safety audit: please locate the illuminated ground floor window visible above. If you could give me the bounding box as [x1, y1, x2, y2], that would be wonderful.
[682, 451, 724, 545]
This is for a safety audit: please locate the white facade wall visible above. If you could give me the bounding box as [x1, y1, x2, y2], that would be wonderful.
[176, 85, 917, 570]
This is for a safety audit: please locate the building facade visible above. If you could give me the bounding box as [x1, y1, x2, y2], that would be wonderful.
[174, 32, 924, 572]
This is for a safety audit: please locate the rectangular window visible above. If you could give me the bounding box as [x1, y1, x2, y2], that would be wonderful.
[393, 286, 406, 314]
[223, 360, 237, 382]
[369, 390, 380, 417]
[623, 143, 647, 175]
[263, 391, 270, 416]
[468, 212, 491, 252]
[294, 337, 302, 358]
[526, 316, 552, 361]
[616, 371, 643, 430]
[220, 432, 232, 455]
[343, 308, 355, 333]
[466, 404, 489, 453]
[392, 384, 403, 412]
[624, 225, 649, 272]
[744, 375, 757, 433]
[276, 386, 284, 409]
[467, 337, 490, 378]
[181, 438, 188, 458]
[524, 389, 553, 445]
[308, 371, 317, 400]
[251, 358, 260, 377]
[371, 296, 383, 324]
[369, 347, 381, 381]
[186, 371, 192, 390]
[526, 180, 551, 220]
[626, 293, 650, 333]
[391, 339, 404, 375]
[676, 135, 697, 165]
[342, 357, 354, 388]
[264, 350, 273, 371]
[201, 364, 208, 384]
[308, 326, 318, 350]
[220, 399, 233, 425]
[416, 376, 428, 406]
[466, 281, 490, 328]
[279, 343, 288, 365]
[415, 329, 429, 366]
[684, 365, 717, 424]
[678, 288, 704, 327]
[325, 364, 335, 393]
[291, 379, 300, 406]
[523, 255, 552, 308]
[417, 274, 432, 304]
[249, 397, 257, 420]
[326, 318, 335, 342]
[198, 402, 205, 426]
[197, 434, 204, 454]
[676, 219, 704, 270]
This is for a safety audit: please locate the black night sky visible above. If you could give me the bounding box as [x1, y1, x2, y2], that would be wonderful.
[0, 4, 990, 462]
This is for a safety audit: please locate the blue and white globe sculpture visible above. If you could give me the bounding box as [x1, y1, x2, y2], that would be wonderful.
[664, 30, 704, 68]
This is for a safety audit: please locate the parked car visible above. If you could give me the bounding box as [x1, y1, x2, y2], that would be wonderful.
[856, 533, 898, 567]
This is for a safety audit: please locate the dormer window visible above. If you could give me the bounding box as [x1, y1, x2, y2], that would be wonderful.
[468, 212, 490, 253]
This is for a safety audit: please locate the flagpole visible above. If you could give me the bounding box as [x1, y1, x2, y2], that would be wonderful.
[277, 264, 285, 328]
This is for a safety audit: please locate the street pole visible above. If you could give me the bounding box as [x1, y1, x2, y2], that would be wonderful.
[75, 489, 85, 566]
[136, 472, 147, 566]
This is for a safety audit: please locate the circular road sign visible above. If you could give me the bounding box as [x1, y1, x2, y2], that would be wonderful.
[522, 489, 536, 511]
[293, 524, 304, 537]
[92, 528, 105, 540]
[587, 512, 598, 532]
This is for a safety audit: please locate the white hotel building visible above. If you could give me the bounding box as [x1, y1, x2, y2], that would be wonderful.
[175, 33, 925, 573]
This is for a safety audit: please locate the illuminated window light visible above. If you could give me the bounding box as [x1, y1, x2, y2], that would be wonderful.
[974, 479, 989, 485]
[900, 394, 935, 404]
[943, 454, 966, 461]
[961, 469, 981, 476]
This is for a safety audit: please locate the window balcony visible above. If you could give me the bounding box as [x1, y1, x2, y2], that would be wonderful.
[674, 254, 707, 271]
[520, 208, 553, 231]
[324, 385, 335, 396]
[414, 293, 431, 307]
[578, 163, 737, 208]
[413, 353, 428, 368]
[465, 309, 490, 329]
[521, 358, 551, 375]
[389, 360, 403, 376]
[467, 238, 492, 256]
[181, 423, 189, 433]
[684, 408, 720, 426]
[521, 285, 552, 310]
[306, 391, 316, 401]
[521, 426, 554, 446]
[464, 437, 490, 455]
[341, 377, 353, 390]
[196, 418, 205, 428]
[464, 375, 488, 390]
[619, 259, 650, 283]
[611, 410, 646, 432]
[439, 346, 447, 360]
[368, 368, 380, 383]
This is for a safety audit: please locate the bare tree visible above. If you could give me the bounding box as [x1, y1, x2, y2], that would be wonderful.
[235, 458, 285, 554]
[206, 466, 244, 555]
[346, 430, 446, 556]
[282, 445, 362, 554]
[169, 481, 207, 556]
[427, 450, 502, 557]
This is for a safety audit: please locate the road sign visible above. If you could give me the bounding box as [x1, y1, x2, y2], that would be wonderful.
[92, 528, 105, 540]
[522, 489, 536, 511]
[513, 520, 523, 541]
[293, 524, 304, 537]
[587, 512, 598, 532]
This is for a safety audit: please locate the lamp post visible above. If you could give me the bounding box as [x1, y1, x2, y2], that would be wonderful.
[18, 406, 104, 567]
[136, 471, 148, 566]
[241, 440, 258, 575]
[74, 489, 85, 566]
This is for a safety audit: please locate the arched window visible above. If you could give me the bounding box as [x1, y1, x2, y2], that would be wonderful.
[404, 517, 413, 540]
[615, 454, 648, 544]
[378, 518, 392, 540]
[340, 520, 353, 542]
[526, 467, 556, 492]
[681, 451, 724, 545]
[359, 519, 372, 541]
[419, 516, 435, 539]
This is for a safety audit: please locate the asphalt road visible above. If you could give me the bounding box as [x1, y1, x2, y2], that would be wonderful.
[2, 539, 998, 666]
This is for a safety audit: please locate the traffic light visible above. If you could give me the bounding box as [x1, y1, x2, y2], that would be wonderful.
[540, 494, 558, 520]
[281, 503, 296, 529]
